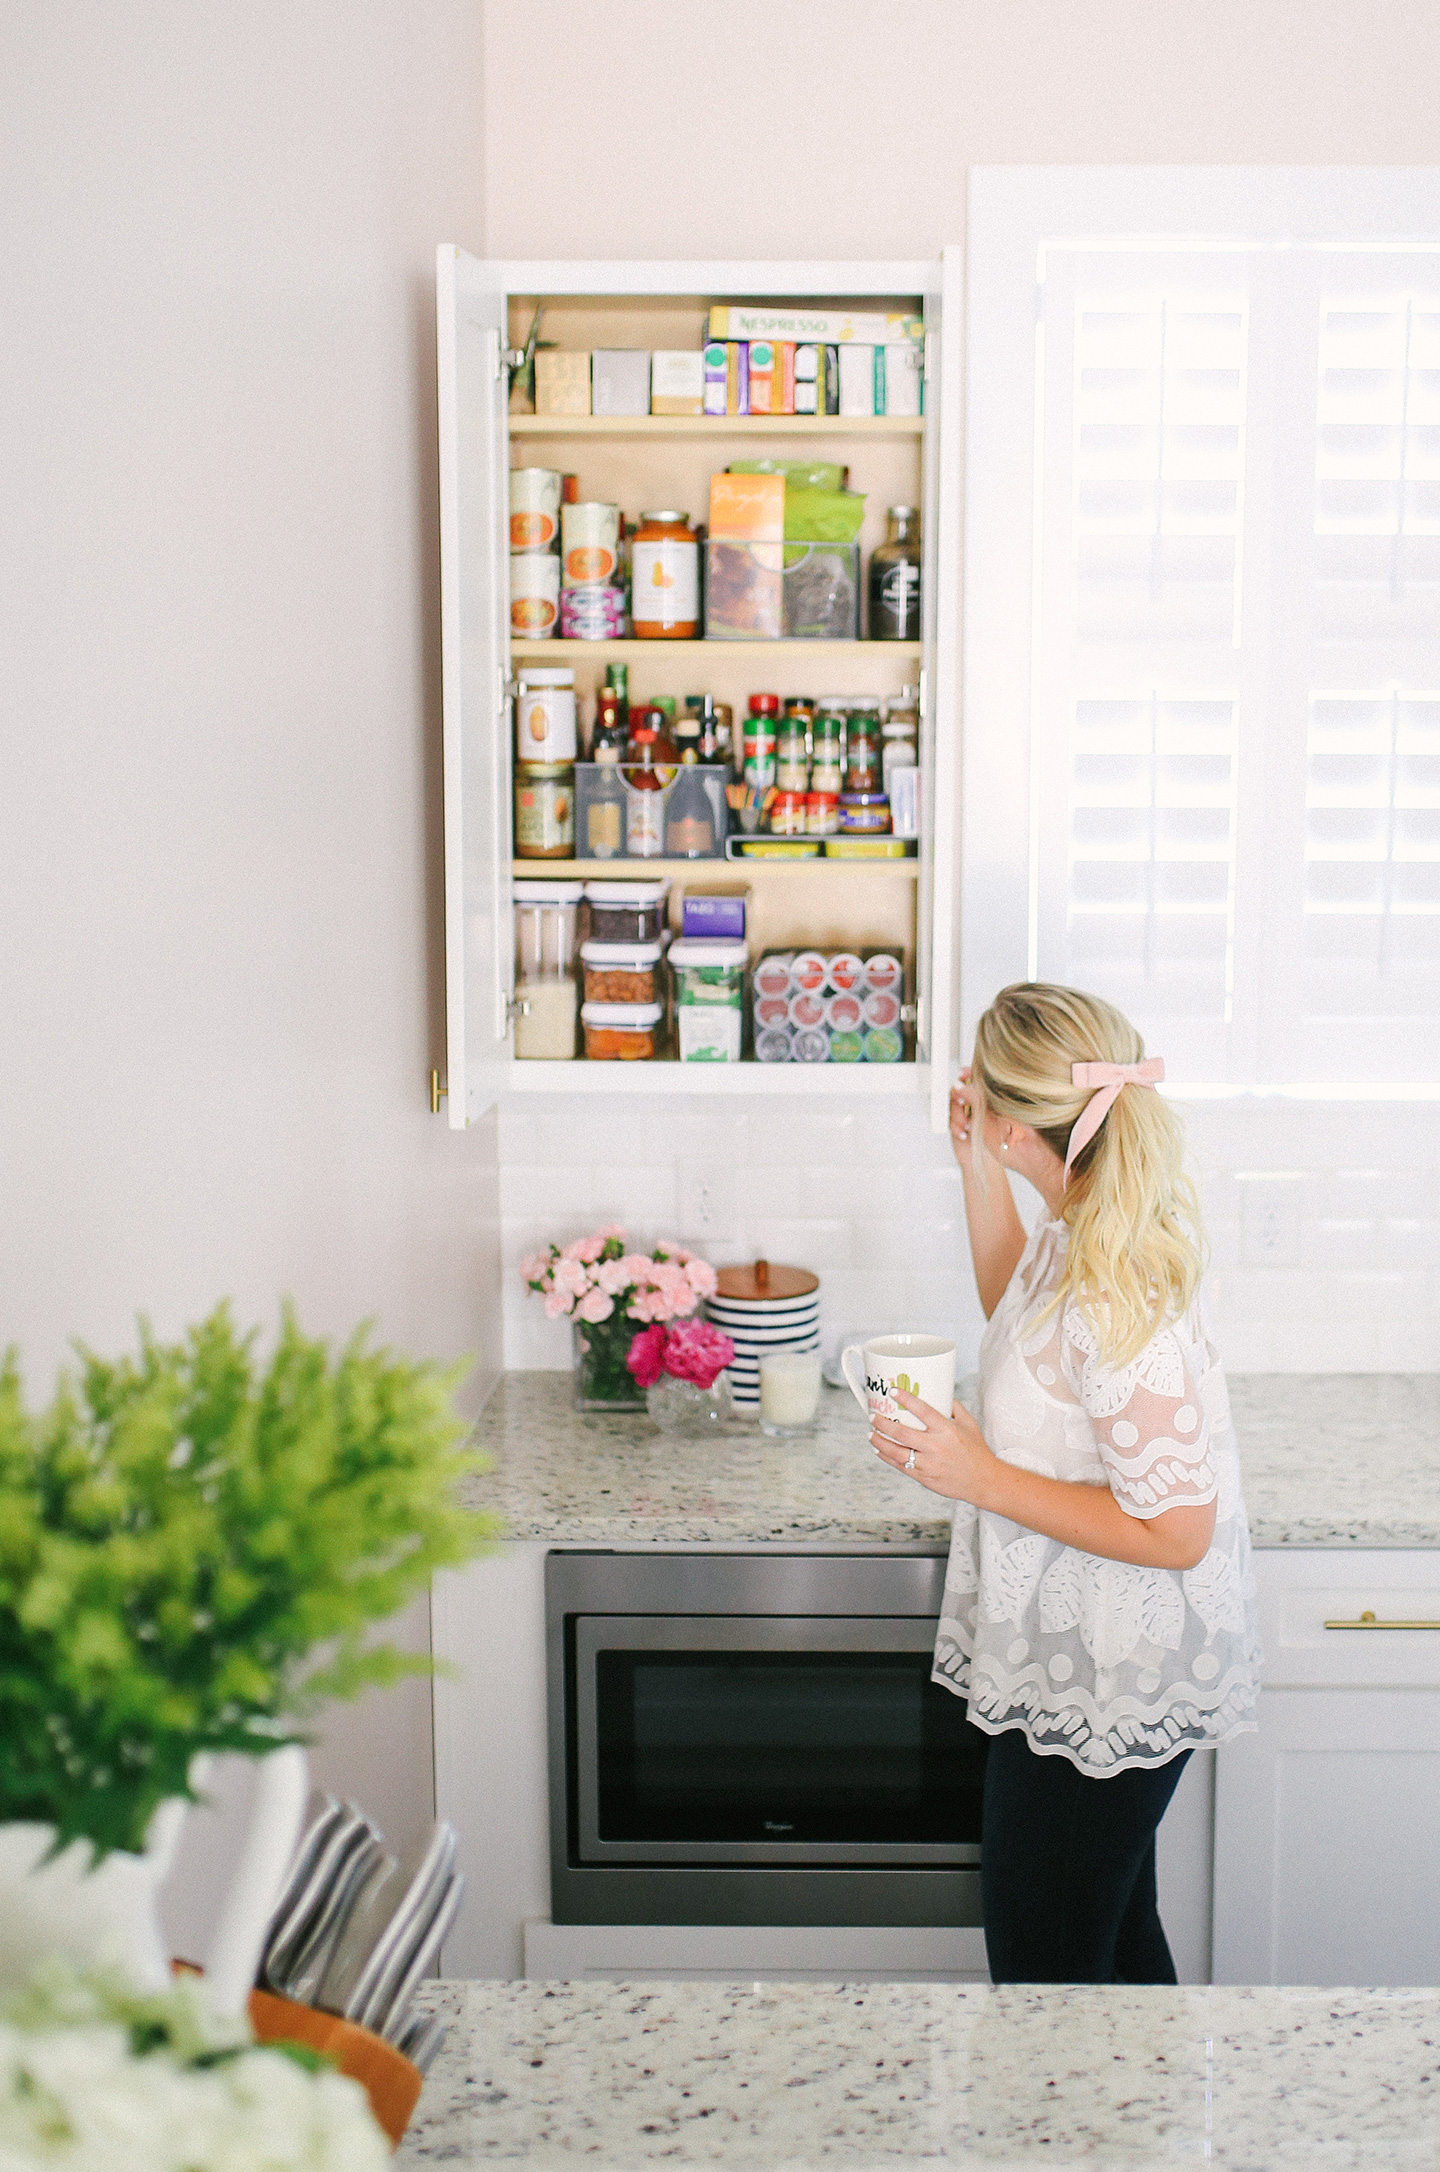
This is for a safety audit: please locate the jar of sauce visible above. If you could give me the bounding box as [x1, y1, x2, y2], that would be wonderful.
[515, 762, 576, 858]
[631, 512, 699, 638]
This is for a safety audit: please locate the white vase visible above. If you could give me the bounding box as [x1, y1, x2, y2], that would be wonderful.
[0, 1745, 309, 2011]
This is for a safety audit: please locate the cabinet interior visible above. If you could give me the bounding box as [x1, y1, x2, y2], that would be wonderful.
[505, 286, 931, 1066]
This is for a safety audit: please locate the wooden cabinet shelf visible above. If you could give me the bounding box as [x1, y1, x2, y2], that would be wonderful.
[512, 639, 922, 664]
[509, 414, 924, 440]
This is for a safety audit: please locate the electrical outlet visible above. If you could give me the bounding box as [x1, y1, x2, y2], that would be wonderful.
[679, 1166, 739, 1246]
[1239, 1176, 1303, 1268]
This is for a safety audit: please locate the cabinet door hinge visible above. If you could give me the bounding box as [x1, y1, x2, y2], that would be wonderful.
[923, 331, 935, 383]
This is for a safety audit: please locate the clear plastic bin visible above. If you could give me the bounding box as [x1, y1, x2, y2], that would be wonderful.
[581, 1000, 662, 1060]
[583, 879, 669, 943]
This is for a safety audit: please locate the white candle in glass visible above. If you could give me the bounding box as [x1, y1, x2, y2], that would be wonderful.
[758, 1349, 822, 1434]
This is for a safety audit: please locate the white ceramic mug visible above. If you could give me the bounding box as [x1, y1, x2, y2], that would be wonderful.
[841, 1334, 957, 1432]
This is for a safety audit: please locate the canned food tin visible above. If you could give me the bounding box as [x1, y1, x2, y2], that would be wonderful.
[510, 551, 560, 636]
[516, 669, 577, 763]
[509, 467, 561, 552]
[514, 761, 575, 857]
[561, 501, 621, 588]
[804, 792, 839, 835]
[770, 791, 808, 836]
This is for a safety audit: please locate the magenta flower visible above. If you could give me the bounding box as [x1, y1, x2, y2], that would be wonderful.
[660, 1318, 735, 1390]
[626, 1324, 667, 1388]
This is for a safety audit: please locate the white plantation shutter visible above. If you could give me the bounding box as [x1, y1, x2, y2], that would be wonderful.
[966, 177, 1440, 1088]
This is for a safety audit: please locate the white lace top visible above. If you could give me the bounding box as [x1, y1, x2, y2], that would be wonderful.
[932, 1217, 1262, 1773]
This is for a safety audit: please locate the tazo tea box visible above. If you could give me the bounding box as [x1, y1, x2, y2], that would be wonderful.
[703, 342, 728, 416]
[709, 470, 784, 542]
[534, 350, 591, 416]
[747, 340, 775, 416]
[651, 350, 705, 416]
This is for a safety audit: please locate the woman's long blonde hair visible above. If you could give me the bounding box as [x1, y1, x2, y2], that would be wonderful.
[971, 983, 1204, 1366]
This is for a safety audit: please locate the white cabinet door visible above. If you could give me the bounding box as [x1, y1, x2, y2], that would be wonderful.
[923, 243, 964, 1132]
[1213, 1688, 1440, 1986]
[436, 246, 511, 1127]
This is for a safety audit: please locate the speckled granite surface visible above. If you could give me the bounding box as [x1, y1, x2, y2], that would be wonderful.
[463, 1372, 1440, 1550]
[398, 1978, 1440, 2167]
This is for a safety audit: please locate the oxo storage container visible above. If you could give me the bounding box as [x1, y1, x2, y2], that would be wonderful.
[580, 939, 666, 1006]
[668, 938, 747, 1064]
[583, 879, 669, 944]
[581, 1000, 662, 1060]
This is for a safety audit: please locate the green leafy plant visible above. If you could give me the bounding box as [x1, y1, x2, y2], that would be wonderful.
[0, 1305, 500, 1857]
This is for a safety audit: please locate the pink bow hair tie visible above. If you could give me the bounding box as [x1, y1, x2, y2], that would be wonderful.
[1064, 1057, 1166, 1180]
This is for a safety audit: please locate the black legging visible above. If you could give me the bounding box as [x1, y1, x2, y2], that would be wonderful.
[980, 1726, 1192, 1984]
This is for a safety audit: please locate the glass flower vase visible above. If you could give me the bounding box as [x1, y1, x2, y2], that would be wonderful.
[573, 1319, 647, 1413]
[645, 1370, 734, 1437]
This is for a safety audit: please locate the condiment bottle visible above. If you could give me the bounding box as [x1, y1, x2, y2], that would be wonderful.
[665, 763, 718, 857]
[631, 512, 699, 638]
[591, 689, 626, 762]
[882, 686, 920, 792]
[605, 661, 629, 738]
[675, 710, 703, 764]
[869, 506, 922, 640]
[624, 708, 679, 858]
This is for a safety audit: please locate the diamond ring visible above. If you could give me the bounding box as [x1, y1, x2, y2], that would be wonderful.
[904, 1446, 917, 1472]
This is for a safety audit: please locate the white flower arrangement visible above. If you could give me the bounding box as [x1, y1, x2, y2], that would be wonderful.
[0, 1967, 389, 2172]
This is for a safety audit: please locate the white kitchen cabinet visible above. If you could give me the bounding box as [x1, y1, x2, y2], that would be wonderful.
[434, 252, 962, 1130]
[1213, 1550, 1440, 1986]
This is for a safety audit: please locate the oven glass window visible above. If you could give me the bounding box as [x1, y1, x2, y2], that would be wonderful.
[595, 1650, 986, 1846]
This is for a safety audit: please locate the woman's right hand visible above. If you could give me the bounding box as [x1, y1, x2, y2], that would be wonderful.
[949, 1066, 977, 1174]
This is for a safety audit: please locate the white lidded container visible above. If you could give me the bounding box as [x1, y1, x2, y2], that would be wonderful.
[515, 667, 577, 763]
[668, 937, 747, 1064]
[512, 879, 584, 1060]
[583, 879, 670, 944]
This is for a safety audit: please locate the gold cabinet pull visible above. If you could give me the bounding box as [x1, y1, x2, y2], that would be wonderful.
[1323, 1609, 1440, 1631]
[429, 1069, 448, 1115]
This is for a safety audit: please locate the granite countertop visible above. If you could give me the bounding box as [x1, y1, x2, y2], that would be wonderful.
[398, 1978, 1440, 2168]
[464, 1372, 1440, 1551]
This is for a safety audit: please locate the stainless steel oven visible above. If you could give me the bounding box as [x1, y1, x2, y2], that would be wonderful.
[546, 1552, 986, 1926]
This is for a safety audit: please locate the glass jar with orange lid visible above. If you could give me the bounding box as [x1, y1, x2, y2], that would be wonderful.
[631, 512, 699, 638]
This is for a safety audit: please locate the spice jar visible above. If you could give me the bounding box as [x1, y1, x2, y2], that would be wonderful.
[769, 791, 808, 836]
[845, 706, 883, 793]
[838, 790, 891, 835]
[515, 761, 575, 857]
[631, 512, 699, 637]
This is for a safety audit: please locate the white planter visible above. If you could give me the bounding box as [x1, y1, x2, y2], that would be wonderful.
[0, 1745, 308, 2010]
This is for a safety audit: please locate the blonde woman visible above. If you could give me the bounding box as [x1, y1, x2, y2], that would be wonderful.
[871, 983, 1261, 1984]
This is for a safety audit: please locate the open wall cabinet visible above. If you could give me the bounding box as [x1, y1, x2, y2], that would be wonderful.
[435, 252, 962, 1130]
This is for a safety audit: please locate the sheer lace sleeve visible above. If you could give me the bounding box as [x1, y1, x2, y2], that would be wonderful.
[1059, 1303, 1218, 1520]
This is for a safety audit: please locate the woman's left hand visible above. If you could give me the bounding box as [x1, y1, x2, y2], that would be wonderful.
[870, 1392, 1000, 1507]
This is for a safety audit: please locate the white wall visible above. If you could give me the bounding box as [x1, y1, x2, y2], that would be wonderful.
[0, 0, 500, 1859]
[487, 0, 1440, 1375]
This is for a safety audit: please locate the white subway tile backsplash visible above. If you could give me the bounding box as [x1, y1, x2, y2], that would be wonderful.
[498, 1091, 1440, 1372]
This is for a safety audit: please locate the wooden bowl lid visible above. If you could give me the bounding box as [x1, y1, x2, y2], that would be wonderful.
[714, 1258, 819, 1303]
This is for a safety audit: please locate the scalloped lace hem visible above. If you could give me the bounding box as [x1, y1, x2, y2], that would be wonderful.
[933, 1634, 1260, 1773]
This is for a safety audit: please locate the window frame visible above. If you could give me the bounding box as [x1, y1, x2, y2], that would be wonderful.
[961, 166, 1440, 1089]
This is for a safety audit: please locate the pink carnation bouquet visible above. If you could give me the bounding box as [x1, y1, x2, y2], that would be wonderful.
[521, 1226, 720, 1407]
